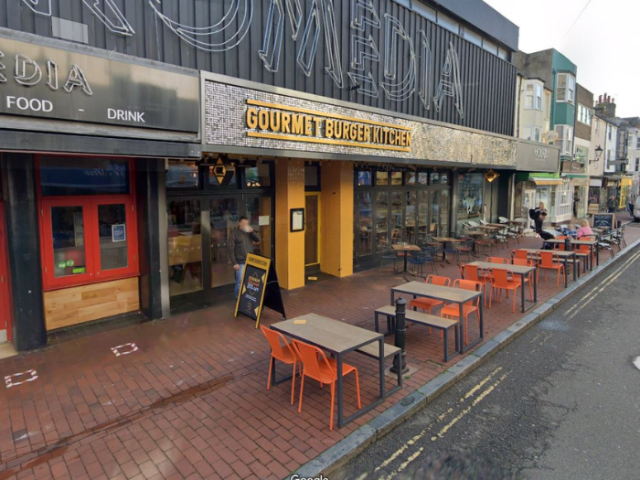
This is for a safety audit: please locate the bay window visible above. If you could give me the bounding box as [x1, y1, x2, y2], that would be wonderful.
[554, 125, 573, 156]
[38, 157, 138, 290]
[524, 82, 543, 110]
[556, 73, 575, 104]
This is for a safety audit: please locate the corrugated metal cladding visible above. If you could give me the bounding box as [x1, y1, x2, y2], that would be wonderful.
[0, 0, 516, 136]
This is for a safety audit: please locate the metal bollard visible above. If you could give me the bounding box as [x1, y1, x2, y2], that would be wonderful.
[391, 297, 408, 374]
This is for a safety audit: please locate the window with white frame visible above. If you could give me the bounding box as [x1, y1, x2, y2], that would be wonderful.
[523, 126, 542, 142]
[524, 82, 543, 110]
[608, 125, 612, 140]
[556, 73, 576, 104]
[554, 125, 573, 155]
[577, 104, 592, 125]
[637, 137, 640, 149]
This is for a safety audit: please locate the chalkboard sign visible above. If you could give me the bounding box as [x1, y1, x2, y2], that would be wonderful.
[234, 254, 286, 328]
[592, 213, 615, 229]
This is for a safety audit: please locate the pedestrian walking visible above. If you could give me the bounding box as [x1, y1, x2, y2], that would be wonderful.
[607, 196, 617, 213]
[229, 216, 260, 299]
[534, 202, 547, 234]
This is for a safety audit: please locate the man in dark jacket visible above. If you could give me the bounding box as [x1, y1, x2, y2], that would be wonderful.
[229, 216, 260, 299]
[607, 196, 617, 213]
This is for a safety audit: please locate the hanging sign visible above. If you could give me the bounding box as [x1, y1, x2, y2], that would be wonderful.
[234, 254, 286, 328]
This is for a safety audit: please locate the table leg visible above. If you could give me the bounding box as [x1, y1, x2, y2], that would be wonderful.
[564, 258, 569, 288]
[459, 302, 465, 349]
[390, 290, 395, 306]
[534, 267, 538, 303]
[337, 353, 344, 428]
[595, 244, 599, 267]
[572, 255, 577, 282]
[404, 254, 408, 273]
[443, 328, 449, 362]
[520, 273, 526, 313]
[479, 295, 484, 339]
[379, 338, 385, 399]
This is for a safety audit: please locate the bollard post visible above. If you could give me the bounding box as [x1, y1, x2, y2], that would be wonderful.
[391, 297, 408, 374]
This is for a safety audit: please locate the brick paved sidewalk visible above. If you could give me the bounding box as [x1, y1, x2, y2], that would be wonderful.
[0, 229, 638, 480]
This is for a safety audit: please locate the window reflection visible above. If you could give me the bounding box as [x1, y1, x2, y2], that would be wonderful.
[356, 193, 372, 257]
[167, 200, 203, 296]
[375, 192, 389, 250]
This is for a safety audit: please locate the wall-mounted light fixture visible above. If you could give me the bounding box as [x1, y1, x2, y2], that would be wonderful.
[589, 145, 603, 164]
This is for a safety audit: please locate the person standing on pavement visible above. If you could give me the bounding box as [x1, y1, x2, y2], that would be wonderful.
[229, 216, 260, 299]
[534, 202, 547, 234]
[607, 196, 617, 213]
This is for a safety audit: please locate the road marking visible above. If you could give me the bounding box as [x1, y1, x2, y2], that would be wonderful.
[565, 250, 640, 316]
[378, 368, 509, 478]
[567, 250, 640, 320]
[5, 369, 38, 388]
[633, 357, 640, 372]
[111, 343, 139, 357]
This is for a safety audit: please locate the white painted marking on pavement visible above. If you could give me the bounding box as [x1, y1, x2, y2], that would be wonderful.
[633, 356, 640, 372]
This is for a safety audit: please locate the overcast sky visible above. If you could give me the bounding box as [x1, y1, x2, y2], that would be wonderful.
[484, 0, 640, 118]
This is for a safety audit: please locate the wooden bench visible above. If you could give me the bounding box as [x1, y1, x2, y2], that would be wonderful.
[356, 342, 403, 396]
[374, 305, 459, 362]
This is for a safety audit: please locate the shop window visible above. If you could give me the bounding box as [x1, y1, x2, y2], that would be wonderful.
[457, 173, 484, 228]
[42, 196, 138, 290]
[355, 192, 373, 257]
[245, 164, 271, 188]
[40, 157, 130, 196]
[305, 165, 320, 190]
[39, 157, 138, 290]
[167, 199, 202, 296]
[418, 172, 428, 185]
[575, 146, 588, 164]
[405, 171, 416, 186]
[375, 171, 389, 186]
[439, 173, 449, 185]
[357, 170, 372, 186]
[167, 160, 199, 189]
[430, 172, 440, 184]
[390, 172, 403, 186]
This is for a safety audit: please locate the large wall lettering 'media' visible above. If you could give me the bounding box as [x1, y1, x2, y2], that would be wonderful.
[2, 0, 516, 136]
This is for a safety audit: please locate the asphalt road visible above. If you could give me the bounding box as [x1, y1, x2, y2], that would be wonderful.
[335, 238, 640, 480]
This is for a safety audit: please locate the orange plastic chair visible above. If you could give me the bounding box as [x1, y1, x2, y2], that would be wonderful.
[512, 258, 536, 295]
[292, 340, 361, 431]
[491, 268, 522, 313]
[486, 256, 509, 264]
[539, 251, 565, 286]
[555, 236, 568, 250]
[462, 264, 492, 308]
[410, 275, 451, 314]
[441, 279, 482, 345]
[512, 249, 529, 260]
[260, 326, 300, 405]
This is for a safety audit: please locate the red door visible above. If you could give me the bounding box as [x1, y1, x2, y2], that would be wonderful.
[0, 204, 12, 342]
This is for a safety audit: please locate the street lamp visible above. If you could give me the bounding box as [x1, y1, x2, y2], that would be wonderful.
[589, 146, 603, 164]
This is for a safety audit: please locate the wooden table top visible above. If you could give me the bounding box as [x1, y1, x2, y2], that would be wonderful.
[465, 231, 487, 236]
[431, 237, 465, 243]
[518, 248, 576, 258]
[271, 314, 381, 354]
[467, 261, 536, 275]
[476, 225, 502, 231]
[392, 244, 422, 252]
[391, 281, 480, 303]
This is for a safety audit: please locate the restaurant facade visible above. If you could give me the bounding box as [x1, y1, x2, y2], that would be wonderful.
[0, 0, 520, 349]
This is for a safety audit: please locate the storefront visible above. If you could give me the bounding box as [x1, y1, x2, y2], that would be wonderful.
[513, 140, 561, 229]
[201, 73, 518, 290]
[588, 177, 607, 214]
[0, 32, 200, 350]
[620, 177, 633, 210]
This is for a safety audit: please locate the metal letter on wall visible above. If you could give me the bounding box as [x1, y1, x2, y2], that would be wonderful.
[149, 0, 253, 52]
[320, 0, 343, 88]
[259, 0, 285, 73]
[348, 0, 380, 98]
[296, 0, 320, 77]
[82, 0, 135, 36]
[381, 14, 416, 102]
[14, 54, 42, 86]
[434, 41, 465, 118]
[20, 0, 52, 16]
[418, 31, 432, 111]
[0, 51, 6, 83]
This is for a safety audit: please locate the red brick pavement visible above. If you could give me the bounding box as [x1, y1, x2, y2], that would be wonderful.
[0, 229, 638, 480]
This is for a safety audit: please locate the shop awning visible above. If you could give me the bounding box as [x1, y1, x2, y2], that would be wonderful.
[530, 177, 563, 186]
[621, 177, 633, 187]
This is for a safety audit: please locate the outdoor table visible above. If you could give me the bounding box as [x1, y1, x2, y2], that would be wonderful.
[392, 244, 422, 272]
[517, 249, 577, 287]
[390, 282, 483, 353]
[466, 261, 537, 313]
[476, 225, 502, 232]
[543, 239, 599, 271]
[431, 237, 465, 262]
[271, 314, 386, 429]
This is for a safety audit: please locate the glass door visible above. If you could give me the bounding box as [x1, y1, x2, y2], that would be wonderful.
[210, 197, 239, 289]
[167, 199, 203, 297]
[246, 195, 274, 259]
[375, 192, 390, 252]
[355, 192, 373, 259]
[430, 188, 450, 237]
